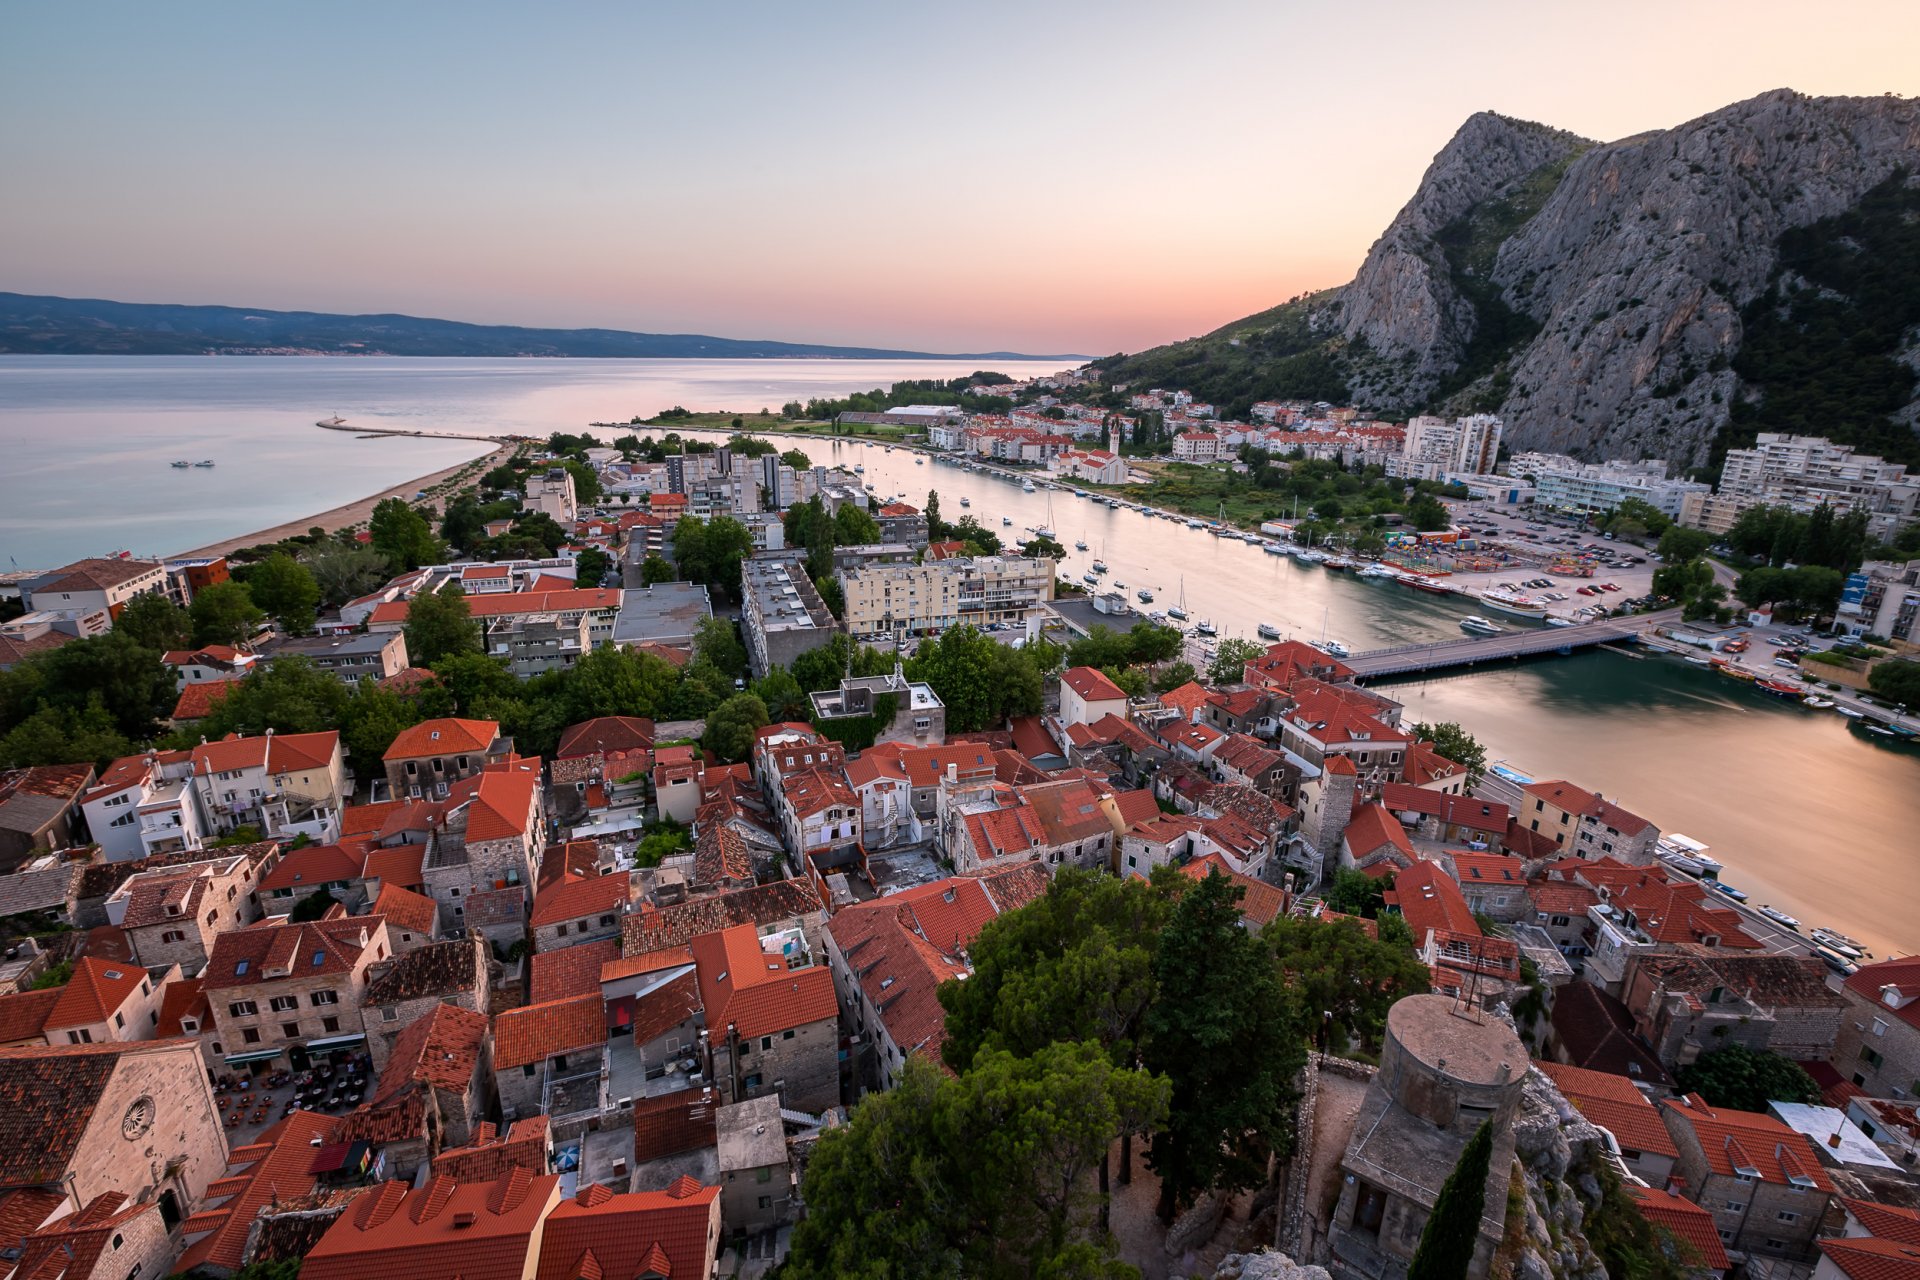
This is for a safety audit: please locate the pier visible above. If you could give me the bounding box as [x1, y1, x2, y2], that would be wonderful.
[1344, 609, 1683, 679]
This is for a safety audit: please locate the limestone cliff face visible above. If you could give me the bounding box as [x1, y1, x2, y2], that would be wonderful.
[1330, 90, 1920, 464]
[1335, 112, 1588, 403]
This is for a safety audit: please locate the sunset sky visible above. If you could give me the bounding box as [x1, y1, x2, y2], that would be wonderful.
[4, 1, 1918, 355]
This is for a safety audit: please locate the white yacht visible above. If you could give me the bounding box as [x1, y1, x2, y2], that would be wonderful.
[1478, 587, 1548, 620]
[1459, 615, 1505, 636]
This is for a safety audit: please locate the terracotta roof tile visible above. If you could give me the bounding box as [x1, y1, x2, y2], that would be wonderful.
[493, 994, 605, 1070]
[0, 989, 60, 1046]
[1535, 1062, 1677, 1157]
[531, 870, 630, 929]
[530, 939, 620, 1005]
[260, 843, 368, 893]
[622, 879, 823, 956]
[300, 1170, 560, 1280]
[1625, 1187, 1729, 1272]
[45, 956, 146, 1031]
[383, 718, 500, 761]
[1661, 1095, 1834, 1190]
[690, 925, 835, 1041]
[1384, 860, 1478, 940]
[1819, 1236, 1920, 1280]
[432, 1117, 551, 1183]
[363, 938, 482, 1006]
[533, 1182, 718, 1280]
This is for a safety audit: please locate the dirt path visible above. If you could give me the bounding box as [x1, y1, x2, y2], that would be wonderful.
[171, 441, 514, 560]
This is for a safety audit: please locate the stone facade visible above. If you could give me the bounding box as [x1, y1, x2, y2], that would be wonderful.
[50, 1041, 228, 1217]
[712, 1015, 838, 1118]
[1833, 982, 1920, 1097]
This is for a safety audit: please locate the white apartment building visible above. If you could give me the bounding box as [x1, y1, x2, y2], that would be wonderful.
[1838, 559, 1920, 644]
[1715, 433, 1918, 540]
[1391, 414, 1504, 481]
[1172, 431, 1222, 463]
[523, 467, 579, 524]
[1507, 454, 1711, 520]
[839, 556, 1055, 640]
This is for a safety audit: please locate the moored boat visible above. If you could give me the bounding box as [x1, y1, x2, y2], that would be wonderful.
[1194, 618, 1217, 636]
[1402, 574, 1452, 595]
[1459, 615, 1505, 636]
[1137, 589, 1154, 603]
[1802, 696, 1835, 708]
[1758, 905, 1800, 930]
[1478, 588, 1548, 619]
[1322, 639, 1350, 658]
[1257, 623, 1282, 640]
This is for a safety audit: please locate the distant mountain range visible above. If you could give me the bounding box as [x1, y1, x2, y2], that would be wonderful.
[1097, 89, 1920, 468]
[0, 292, 1076, 362]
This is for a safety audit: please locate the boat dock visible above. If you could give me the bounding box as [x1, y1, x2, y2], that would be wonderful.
[1344, 609, 1683, 678]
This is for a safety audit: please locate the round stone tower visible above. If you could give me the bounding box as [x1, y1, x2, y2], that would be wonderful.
[1377, 994, 1528, 1138]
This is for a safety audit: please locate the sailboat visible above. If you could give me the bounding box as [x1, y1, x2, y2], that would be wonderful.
[1033, 492, 1055, 540]
[1316, 606, 1349, 658]
[1167, 576, 1189, 621]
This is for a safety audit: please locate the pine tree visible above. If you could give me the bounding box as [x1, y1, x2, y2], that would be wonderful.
[1407, 1119, 1493, 1280]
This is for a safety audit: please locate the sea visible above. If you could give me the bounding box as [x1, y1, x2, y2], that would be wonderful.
[0, 354, 1047, 569]
[3, 355, 1915, 955]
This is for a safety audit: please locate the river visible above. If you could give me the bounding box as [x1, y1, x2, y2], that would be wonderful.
[748, 435, 1920, 957]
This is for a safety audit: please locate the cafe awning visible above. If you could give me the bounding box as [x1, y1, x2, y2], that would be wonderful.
[222, 1048, 285, 1065]
[303, 1033, 367, 1052]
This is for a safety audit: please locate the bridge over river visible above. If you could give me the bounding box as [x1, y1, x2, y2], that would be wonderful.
[1344, 609, 1684, 679]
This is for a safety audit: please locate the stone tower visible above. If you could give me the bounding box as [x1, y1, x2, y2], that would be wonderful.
[1303, 754, 1358, 884]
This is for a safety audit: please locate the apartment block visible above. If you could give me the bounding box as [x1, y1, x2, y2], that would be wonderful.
[839, 555, 1053, 640]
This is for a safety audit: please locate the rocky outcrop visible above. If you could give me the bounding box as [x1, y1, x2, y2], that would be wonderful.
[1508, 1069, 1610, 1280]
[1211, 1249, 1332, 1280]
[1487, 90, 1920, 463]
[1336, 112, 1588, 403]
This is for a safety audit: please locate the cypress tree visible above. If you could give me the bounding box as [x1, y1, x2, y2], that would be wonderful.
[1407, 1119, 1494, 1280]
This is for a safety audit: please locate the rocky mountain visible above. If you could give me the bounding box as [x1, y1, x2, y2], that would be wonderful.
[1099, 90, 1920, 467]
[0, 292, 1069, 361]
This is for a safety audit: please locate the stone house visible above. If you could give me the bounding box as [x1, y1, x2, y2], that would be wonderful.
[42, 957, 176, 1047]
[0, 763, 94, 868]
[0, 1038, 227, 1228]
[717, 1094, 792, 1232]
[337, 1003, 492, 1180]
[380, 717, 509, 799]
[623, 877, 830, 961]
[257, 842, 368, 916]
[360, 937, 492, 1072]
[1626, 951, 1843, 1071]
[1518, 779, 1660, 865]
[530, 869, 631, 955]
[7, 1191, 175, 1280]
[1442, 850, 1531, 923]
[692, 923, 839, 1116]
[1661, 1093, 1838, 1262]
[188, 730, 348, 845]
[200, 916, 392, 1072]
[494, 993, 608, 1133]
[420, 759, 547, 930]
[109, 852, 262, 976]
[1534, 1060, 1678, 1188]
[1060, 666, 1128, 728]
[372, 882, 442, 954]
[1380, 783, 1509, 848]
[1834, 957, 1920, 1098]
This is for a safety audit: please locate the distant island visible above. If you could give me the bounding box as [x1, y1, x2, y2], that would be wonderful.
[0, 291, 1078, 361]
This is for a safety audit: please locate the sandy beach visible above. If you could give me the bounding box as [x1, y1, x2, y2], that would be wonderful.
[172, 440, 514, 560]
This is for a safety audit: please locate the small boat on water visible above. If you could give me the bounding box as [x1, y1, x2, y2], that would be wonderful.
[1263, 542, 1289, 556]
[1545, 616, 1576, 628]
[1758, 905, 1800, 930]
[1756, 678, 1804, 698]
[1091, 560, 1107, 573]
[915, 457, 924, 465]
[1149, 611, 1168, 623]
[1075, 540, 1088, 551]
[193, 459, 215, 467]
[1322, 639, 1350, 658]
[1683, 654, 1713, 666]
[1803, 696, 1835, 708]
[1002, 516, 1013, 526]
[1082, 572, 1100, 584]
[1713, 660, 1757, 682]
[170, 460, 191, 468]
[1357, 562, 1397, 578]
[1194, 618, 1217, 636]
[1323, 556, 1356, 571]
[1459, 615, 1505, 636]
[1709, 880, 1749, 902]
[1811, 929, 1868, 958]
[317, 415, 346, 428]
[1021, 479, 1036, 492]
[1838, 706, 1866, 718]
[1478, 588, 1548, 619]
[959, 497, 970, 507]
[1137, 588, 1154, 603]
[1403, 574, 1452, 595]
[1257, 623, 1283, 640]
[1167, 605, 1188, 621]
[854, 464, 865, 473]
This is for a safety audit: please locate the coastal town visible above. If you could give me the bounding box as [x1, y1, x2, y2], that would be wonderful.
[0, 361, 1914, 1279]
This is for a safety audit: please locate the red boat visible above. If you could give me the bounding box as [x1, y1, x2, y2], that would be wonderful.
[1402, 575, 1455, 595]
[1757, 678, 1804, 697]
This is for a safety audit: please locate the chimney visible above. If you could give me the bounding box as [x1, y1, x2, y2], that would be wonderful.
[452, 1212, 476, 1229]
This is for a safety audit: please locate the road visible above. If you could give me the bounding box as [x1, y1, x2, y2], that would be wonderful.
[1342, 610, 1683, 678]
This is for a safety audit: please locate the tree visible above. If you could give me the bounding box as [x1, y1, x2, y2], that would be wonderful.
[750, 667, 810, 722]
[815, 574, 845, 619]
[288, 889, 336, 923]
[1102, 666, 1148, 699]
[574, 546, 612, 586]
[341, 681, 418, 766]
[1153, 661, 1198, 692]
[1026, 535, 1067, 561]
[302, 543, 391, 607]
[189, 580, 263, 647]
[779, 448, 812, 472]
[1406, 1120, 1493, 1280]
[0, 703, 134, 769]
[562, 457, 601, 504]
[1126, 621, 1184, 665]
[7, 631, 175, 741]
[247, 554, 321, 634]
[704, 693, 769, 762]
[833, 503, 881, 547]
[674, 516, 754, 599]
[1207, 638, 1263, 685]
[1267, 916, 1430, 1054]
[1673, 1044, 1819, 1112]
[906, 626, 1003, 733]
[195, 658, 352, 737]
[405, 585, 482, 667]
[693, 616, 748, 680]
[440, 493, 490, 551]
[1656, 525, 1712, 564]
[1322, 867, 1389, 919]
[1408, 495, 1450, 532]
[639, 554, 676, 586]
[1144, 867, 1303, 1219]
[1869, 658, 1920, 708]
[561, 645, 680, 723]
[114, 592, 190, 651]
[1411, 721, 1487, 784]
[368, 497, 441, 570]
[791, 634, 894, 693]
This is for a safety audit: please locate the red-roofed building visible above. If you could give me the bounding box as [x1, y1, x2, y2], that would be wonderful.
[1384, 860, 1479, 946]
[1527, 880, 1600, 955]
[1518, 778, 1661, 865]
[1839, 1199, 1920, 1248]
[1819, 1235, 1920, 1280]
[530, 870, 631, 954]
[431, 1117, 552, 1184]
[1061, 666, 1128, 727]
[689, 923, 838, 1114]
[258, 842, 369, 915]
[174, 1111, 343, 1275]
[41, 955, 170, 1047]
[1837, 958, 1920, 1101]
[1339, 802, 1418, 877]
[1441, 850, 1530, 922]
[1273, 684, 1411, 782]
[1660, 1094, 1836, 1261]
[534, 1181, 722, 1280]
[380, 717, 507, 796]
[1157, 681, 1214, 723]
[301, 1170, 564, 1280]
[5, 1189, 172, 1280]
[110, 850, 264, 975]
[493, 994, 607, 1125]
[339, 1003, 492, 1178]
[420, 758, 547, 930]
[1626, 1186, 1730, 1275]
[170, 676, 241, 725]
[1535, 1061, 1679, 1185]
[1401, 740, 1468, 793]
[778, 767, 862, 870]
[825, 864, 1050, 1088]
[1180, 855, 1289, 930]
[1243, 639, 1355, 691]
[201, 915, 392, 1071]
[1380, 782, 1509, 845]
[373, 883, 441, 952]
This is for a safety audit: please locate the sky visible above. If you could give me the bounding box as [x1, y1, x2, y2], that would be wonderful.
[4, 2, 1919, 356]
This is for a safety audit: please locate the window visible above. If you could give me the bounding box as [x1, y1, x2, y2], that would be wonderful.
[160, 929, 186, 944]
[1873, 1018, 1889, 1037]
[1717, 1230, 1734, 1244]
[1776, 1210, 1799, 1223]
[556, 923, 568, 937]
[270, 996, 298, 1012]
[380, 1007, 399, 1022]
[309, 990, 338, 1007]
[1724, 1200, 1746, 1213]
[242, 1028, 261, 1044]
[282, 1023, 300, 1039]
[321, 1016, 340, 1033]
[599, 914, 616, 928]
[783, 1029, 795, 1040]
[758, 1195, 772, 1209]
[761, 1036, 773, 1051]
[1765, 1240, 1788, 1252]
[1862, 1046, 1885, 1069]
[114, 1012, 125, 1029]
[229, 1000, 257, 1017]
[67, 1029, 93, 1044]
[522, 1064, 536, 1078]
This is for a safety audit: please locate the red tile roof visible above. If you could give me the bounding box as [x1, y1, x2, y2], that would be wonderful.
[531, 870, 631, 929]
[175, 1111, 342, 1273]
[556, 716, 656, 760]
[1449, 851, 1525, 885]
[1535, 1061, 1677, 1157]
[690, 924, 836, 1040]
[1528, 881, 1600, 916]
[202, 917, 380, 991]
[373, 883, 440, 937]
[461, 763, 540, 842]
[1180, 855, 1287, 927]
[1845, 958, 1920, 1034]
[1615, 881, 1761, 950]
[171, 677, 240, 721]
[432, 1117, 551, 1183]
[1062, 666, 1127, 703]
[301, 1170, 560, 1280]
[1820, 1236, 1920, 1280]
[0, 989, 59, 1045]
[259, 843, 368, 894]
[530, 938, 621, 1005]
[1342, 803, 1415, 867]
[1659, 1095, 1834, 1190]
[535, 1182, 719, 1280]
[494, 994, 605, 1070]
[1380, 782, 1509, 834]
[625, 971, 702, 1047]
[1626, 1186, 1730, 1272]
[1844, 1200, 1920, 1248]
[362, 843, 426, 891]
[45, 957, 146, 1031]
[190, 730, 338, 777]
[383, 717, 500, 761]
[1385, 860, 1479, 941]
[631, 1087, 719, 1164]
